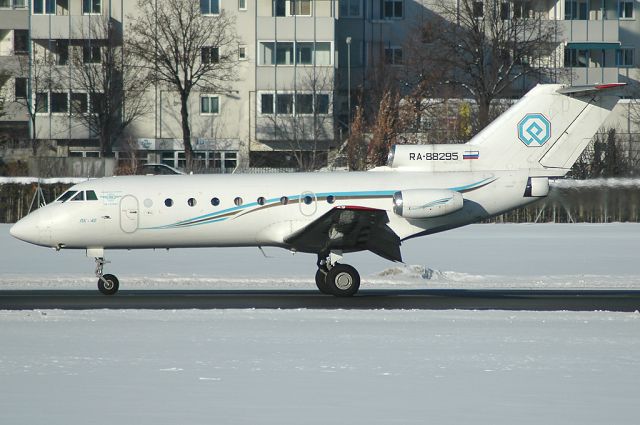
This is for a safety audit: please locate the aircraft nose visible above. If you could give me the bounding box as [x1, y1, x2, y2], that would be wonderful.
[10, 213, 43, 245]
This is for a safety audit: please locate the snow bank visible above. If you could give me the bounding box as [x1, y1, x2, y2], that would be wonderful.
[0, 177, 89, 185]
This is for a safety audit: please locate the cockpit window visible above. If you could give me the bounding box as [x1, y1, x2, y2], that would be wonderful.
[86, 190, 98, 201]
[56, 191, 77, 203]
[71, 191, 85, 201]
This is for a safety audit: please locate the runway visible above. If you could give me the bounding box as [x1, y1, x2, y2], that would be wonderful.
[1, 289, 640, 311]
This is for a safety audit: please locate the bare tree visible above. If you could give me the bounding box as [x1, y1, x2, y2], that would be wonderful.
[422, 0, 559, 130]
[128, 0, 238, 168]
[64, 17, 150, 157]
[346, 104, 367, 171]
[367, 88, 400, 167]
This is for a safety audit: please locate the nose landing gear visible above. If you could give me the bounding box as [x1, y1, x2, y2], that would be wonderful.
[95, 257, 119, 296]
[316, 251, 361, 297]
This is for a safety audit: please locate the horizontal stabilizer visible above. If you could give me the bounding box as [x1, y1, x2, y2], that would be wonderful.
[556, 83, 626, 95]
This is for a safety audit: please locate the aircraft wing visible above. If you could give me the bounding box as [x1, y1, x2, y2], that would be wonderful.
[284, 206, 402, 262]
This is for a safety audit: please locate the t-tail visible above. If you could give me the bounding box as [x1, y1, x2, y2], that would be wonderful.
[387, 83, 624, 177]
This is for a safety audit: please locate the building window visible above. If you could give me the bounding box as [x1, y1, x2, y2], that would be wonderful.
[619, 0, 633, 18]
[616, 48, 634, 67]
[383, 0, 403, 18]
[35, 92, 48, 113]
[200, 0, 219, 14]
[260, 92, 330, 115]
[315, 94, 329, 114]
[276, 94, 294, 114]
[290, 0, 311, 15]
[14, 77, 27, 99]
[261, 94, 274, 114]
[71, 92, 88, 114]
[564, 48, 588, 67]
[473, 1, 484, 17]
[384, 46, 403, 65]
[201, 46, 219, 64]
[200, 95, 219, 114]
[238, 45, 247, 60]
[82, 0, 100, 14]
[51, 92, 68, 113]
[14, 30, 28, 55]
[295, 94, 313, 114]
[238, 0, 246, 9]
[83, 43, 101, 64]
[273, 0, 312, 16]
[90, 92, 104, 113]
[565, 0, 587, 20]
[259, 41, 331, 66]
[500, 2, 510, 19]
[0, 0, 27, 7]
[33, 0, 54, 14]
[340, 0, 361, 17]
[55, 40, 69, 65]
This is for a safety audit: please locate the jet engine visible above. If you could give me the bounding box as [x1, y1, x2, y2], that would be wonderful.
[392, 189, 464, 219]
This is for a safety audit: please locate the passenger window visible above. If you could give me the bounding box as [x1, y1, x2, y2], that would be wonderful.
[86, 190, 98, 201]
[280, 196, 289, 205]
[165, 198, 173, 207]
[211, 197, 220, 206]
[257, 196, 266, 205]
[56, 191, 77, 203]
[71, 191, 85, 201]
[188, 198, 197, 207]
[234, 197, 243, 206]
[326, 195, 335, 204]
[303, 195, 313, 205]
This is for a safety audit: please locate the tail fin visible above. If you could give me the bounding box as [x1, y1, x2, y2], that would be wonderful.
[468, 83, 623, 176]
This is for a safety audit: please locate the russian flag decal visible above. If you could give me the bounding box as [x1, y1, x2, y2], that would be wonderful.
[463, 150, 480, 160]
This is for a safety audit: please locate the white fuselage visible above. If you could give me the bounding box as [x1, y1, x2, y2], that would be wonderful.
[11, 169, 534, 252]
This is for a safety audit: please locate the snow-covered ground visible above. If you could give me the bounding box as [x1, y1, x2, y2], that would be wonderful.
[1, 223, 639, 424]
[1, 309, 639, 425]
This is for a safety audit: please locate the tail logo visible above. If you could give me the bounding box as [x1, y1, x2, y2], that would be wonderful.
[518, 113, 551, 147]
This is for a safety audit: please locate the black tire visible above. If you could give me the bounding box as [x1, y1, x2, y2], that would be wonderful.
[98, 274, 119, 296]
[325, 263, 360, 297]
[315, 268, 332, 295]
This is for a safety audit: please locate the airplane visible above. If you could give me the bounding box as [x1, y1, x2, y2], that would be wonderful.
[10, 83, 624, 296]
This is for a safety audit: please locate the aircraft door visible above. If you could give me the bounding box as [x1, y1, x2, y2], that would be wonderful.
[299, 191, 317, 217]
[119, 195, 139, 233]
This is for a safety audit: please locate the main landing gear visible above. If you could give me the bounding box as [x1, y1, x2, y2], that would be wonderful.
[315, 251, 361, 297]
[95, 257, 119, 296]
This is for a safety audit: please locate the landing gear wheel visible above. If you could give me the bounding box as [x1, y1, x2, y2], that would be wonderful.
[98, 274, 119, 296]
[315, 267, 332, 295]
[325, 264, 360, 297]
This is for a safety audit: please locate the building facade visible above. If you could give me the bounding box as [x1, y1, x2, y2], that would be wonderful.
[0, 0, 638, 172]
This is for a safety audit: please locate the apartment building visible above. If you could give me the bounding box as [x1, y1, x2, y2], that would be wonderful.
[1, 0, 638, 172]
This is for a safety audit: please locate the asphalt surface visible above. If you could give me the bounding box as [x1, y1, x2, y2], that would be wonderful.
[1, 289, 640, 311]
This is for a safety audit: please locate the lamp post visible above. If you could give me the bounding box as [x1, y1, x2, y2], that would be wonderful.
[346, 36, 352, 137]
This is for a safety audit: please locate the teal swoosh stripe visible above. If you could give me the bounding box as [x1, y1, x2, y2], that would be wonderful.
[144, 178, 495, 230]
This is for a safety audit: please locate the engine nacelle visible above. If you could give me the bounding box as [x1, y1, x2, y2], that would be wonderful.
[392, 189, 464, 219]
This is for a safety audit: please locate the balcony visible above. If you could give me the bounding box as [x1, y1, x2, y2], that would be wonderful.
[560, 19, 619, 43]
[0, 9, 29, 30]
[256, 16, 336, 40]
[565, 67, 619, 85]
[30, 15, 109, 39]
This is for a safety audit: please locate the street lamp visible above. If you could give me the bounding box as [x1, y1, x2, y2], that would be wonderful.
[346, 36, 352, 137]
